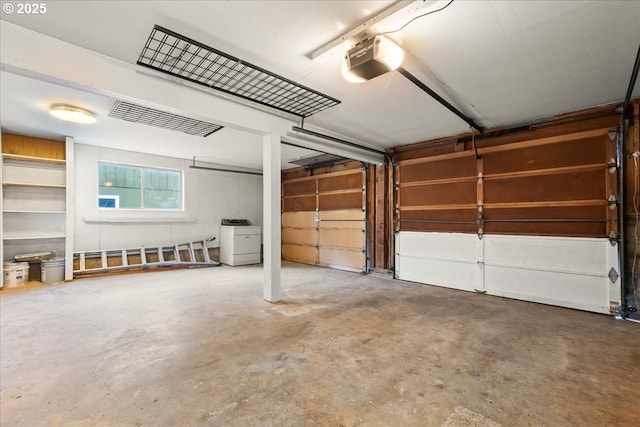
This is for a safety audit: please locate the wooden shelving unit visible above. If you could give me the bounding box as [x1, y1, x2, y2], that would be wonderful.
[1, 133, 74, 286]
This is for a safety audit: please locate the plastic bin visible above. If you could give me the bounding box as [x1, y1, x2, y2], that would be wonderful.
[41, 258, 65, 284]
[3, 262, 29, 288]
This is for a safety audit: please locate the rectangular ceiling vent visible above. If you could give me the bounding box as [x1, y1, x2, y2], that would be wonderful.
[108, 100, 223, 137]
[289, 153, 350, 169]
[137, 25, 341, 118]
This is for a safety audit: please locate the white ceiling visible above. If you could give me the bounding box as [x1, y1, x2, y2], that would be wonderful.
[1, 0, 639, 169]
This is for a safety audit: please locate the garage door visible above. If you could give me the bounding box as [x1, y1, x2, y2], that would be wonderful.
[282, 168, 366, 272]
[395, 126, 621, 314]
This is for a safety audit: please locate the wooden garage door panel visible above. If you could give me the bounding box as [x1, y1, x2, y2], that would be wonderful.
[319, 229, 364, 249]
[282, 228, 316, 245]
[319, 192, 363, 210]
[283, 179, 316, 197]
[282, 212, 316, 228]
[483, 136, 606, 174]
[399, 209, 477, 233]
[400, 182, 476, 206]
[319, 247, 364, 270]
[484, 205, 607, 237]
[319, 220, 365, 230]
[484, 170, 604, 203]
[318, 210, 364, 221]
[400, 156, 476, 182]
[282, 244, 317, 264]
[318, 172, 362, 192]
[283, 196, 316, 212]
[319, 210, 365, 230]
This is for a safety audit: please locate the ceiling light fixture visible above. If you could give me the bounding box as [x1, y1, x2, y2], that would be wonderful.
[341, 35, 404, 83]
[49, 104, 96, 124]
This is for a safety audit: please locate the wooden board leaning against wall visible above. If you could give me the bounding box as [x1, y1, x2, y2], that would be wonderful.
[281, 161, 367, 272]
[393, 104, 629, 239]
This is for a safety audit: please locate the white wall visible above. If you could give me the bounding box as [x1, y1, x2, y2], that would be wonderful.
[74, 144, 262, 251]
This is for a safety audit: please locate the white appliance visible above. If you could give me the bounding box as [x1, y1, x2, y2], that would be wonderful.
[219, 219, 261, 266]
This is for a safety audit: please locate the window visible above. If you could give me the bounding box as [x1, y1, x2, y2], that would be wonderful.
[98, 162, 182, 210]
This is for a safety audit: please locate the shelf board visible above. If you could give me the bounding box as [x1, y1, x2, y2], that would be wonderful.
[2, 153, 65, 164]
[3, 234, 66, 241]
[2, 182, 66, 189]
[3, 210, 66, 214]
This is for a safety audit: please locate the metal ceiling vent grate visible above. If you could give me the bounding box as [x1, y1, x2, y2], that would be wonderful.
[290, 153, 350, 169]
[137, 25, 341, 118]
[108, 100, 223, 137]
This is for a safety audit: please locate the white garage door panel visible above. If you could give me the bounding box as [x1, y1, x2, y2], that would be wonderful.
[484, 266, 610, 314]
[398, 256, 478, 292]
[484, 235, 608, 273]
[396, 231, 619, 314]
[397, 231, 477, 261]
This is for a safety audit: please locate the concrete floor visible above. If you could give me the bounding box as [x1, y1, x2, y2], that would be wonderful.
[1, 262, 639, 427]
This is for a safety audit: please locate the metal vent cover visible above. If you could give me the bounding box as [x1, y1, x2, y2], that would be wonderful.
[289, 153, 349, 169]
[108, 100, 223, 137]
[137, 25, 341, 118]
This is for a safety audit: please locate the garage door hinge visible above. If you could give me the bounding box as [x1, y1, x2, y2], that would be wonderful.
[607, 195, 618, 210]
[477, 229, 484, 240]
[609, 231, 618, 246]
[607, 157, 618, 173]
[477, 172, 483, 183]
[608, 267, 619, 284]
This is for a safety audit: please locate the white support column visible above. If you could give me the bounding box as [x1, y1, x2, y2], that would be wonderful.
[263, 132, 281, 302]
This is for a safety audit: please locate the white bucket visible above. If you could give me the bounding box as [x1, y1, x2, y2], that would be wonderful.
[3, 262, 30, 288]
[41, 258, 65, 284]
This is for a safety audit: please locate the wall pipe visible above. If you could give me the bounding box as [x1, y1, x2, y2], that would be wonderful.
[619, 117, 627, 318]
[190, 158, 263, 176]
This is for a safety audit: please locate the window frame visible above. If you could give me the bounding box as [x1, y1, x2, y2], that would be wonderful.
[97, 161, 184, 211]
